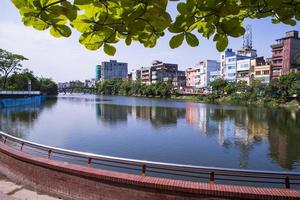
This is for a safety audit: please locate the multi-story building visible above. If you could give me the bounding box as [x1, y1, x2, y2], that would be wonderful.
[252, 65, 271, 84]
[141, 67, 152, 85]
[195, 60, 220, 88]
[220, 49, 236, 78]
[171, 70, 186, 89]
[249, 57, 271, 84]
[151, 60, 178, 84]
[96, 65, 101, 81]
[236, 58, 251, 83]
[140, 60, 179, 85]
[225, 55, 249, 82]
[127, 73, 132, 81]
[132, 70, 141, 81]
[97, 60, 128, 81]
[237, 47, 257, 58]
[209, 70, 221, 83]
[84, 79, 96, 88]
[185, 68, 196, 87]
[269, 31, 300, 79]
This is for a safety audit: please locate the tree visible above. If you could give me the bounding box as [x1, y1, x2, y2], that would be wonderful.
[210, 78, 227, 96]
[39, 77, 58, 95]
[224, 82, 236, 95]
[10, 0, 300, 55]
[0, 49, 28, 89]
[236, 81, 249, 93]
[6, 70, 39, 91]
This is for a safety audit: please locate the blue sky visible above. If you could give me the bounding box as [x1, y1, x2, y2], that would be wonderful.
[1, 0, 300, 82]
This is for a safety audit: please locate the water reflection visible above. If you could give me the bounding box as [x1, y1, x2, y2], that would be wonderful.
[95, 102, 300, 170]
[0, 95, 299, 171]
[0, 98, 57, 139]
[96, 104, 186, 128]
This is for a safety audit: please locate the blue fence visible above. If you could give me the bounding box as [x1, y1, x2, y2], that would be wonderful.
[0, 95, 45, 108]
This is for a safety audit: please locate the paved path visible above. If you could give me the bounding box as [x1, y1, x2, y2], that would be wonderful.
[0, 174, 61, 200]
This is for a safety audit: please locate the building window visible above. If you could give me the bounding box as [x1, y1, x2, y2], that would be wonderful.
[255, 71, 261, 75]
[227, 65, 236, 70]
[263, 70, 269, 75]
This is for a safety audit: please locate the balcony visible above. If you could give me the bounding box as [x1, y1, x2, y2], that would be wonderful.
[271, 43, 283, 49]
[272, 53, 283, 58]
[271, 63, 283, 68]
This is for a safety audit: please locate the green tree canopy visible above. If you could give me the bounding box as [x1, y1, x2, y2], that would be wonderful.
[0, 48, 28, 89]
[10, 0, 300, 55]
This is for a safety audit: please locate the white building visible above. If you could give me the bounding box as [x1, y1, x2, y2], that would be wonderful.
[209, 70, 221, 83]
[225, 55, 249, 82]
[195, 60, 220, 88]
[220, 49, 235, 78]
[236, 58, 251, 84]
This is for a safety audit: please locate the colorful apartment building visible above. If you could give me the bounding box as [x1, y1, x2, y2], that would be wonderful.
[269, 31, 300, 78]
[185, 68, 196, 87]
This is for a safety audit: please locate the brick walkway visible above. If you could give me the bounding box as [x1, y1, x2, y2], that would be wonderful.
[0, 192, 17, 200]
[0, 174, 60, 200]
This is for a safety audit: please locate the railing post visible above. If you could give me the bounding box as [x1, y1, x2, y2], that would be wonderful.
[88, 158, 92, 167]
[141, 164, 146, 176]
[285, 176, 290, 189]
[209, 172, 215, 184]
[20, 142, 24, 151]
[3, 136, 7, 143]
[48, 149, 52, 159]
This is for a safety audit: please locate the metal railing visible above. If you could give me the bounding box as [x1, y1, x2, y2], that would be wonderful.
[0, 91, 41, 95]
[0, 131, 300, 189]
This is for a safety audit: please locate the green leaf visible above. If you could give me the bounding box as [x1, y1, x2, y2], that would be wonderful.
[185, 32, 199, 47]
[216, 34, 228, 52]
[283, 19, 296, 26]
[169, 33, 184, 49]
[32, 19, 49, 30]
[22, 16, 35, 26]
[177, 2, 187, 14]
[11, 0, 27, 9]
[74, 0, 93, 5]
[50, 25, 72, 38]
[125, 36, 132, 46]
[104, 43, 116, 56]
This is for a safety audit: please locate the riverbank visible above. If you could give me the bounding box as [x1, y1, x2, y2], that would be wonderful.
[0, 95, 45, 109]
[172, 95, 300, 110]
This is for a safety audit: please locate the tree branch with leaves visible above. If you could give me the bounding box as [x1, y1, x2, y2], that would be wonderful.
[10, 0, 300, 55]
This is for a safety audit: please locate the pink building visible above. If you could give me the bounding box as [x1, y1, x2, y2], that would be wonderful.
[269, 31, 300, 78]
[185, 68, 196, 87]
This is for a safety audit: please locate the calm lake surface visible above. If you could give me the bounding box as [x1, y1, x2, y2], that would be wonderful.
[1, 94, 300, 172]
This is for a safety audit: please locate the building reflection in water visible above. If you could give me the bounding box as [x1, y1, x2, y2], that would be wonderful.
[96, 103, 186, 128]
[185, 105, 300, 170]
[96, 102, 300, 169]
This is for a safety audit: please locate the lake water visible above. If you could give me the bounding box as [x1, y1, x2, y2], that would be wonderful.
[1, 94, 300, 172]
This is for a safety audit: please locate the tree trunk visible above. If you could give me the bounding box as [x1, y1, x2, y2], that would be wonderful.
[2, 75, 7, 90]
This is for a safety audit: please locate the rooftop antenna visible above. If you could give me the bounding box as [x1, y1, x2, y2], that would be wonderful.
[243, 25, 252, 49]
